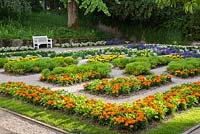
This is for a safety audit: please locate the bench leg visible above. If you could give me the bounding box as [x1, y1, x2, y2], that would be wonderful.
[47, 43, 52, 48]
[34, 44, 40, 49]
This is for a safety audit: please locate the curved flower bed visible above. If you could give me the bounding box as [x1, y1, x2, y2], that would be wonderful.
[0, 81, 200, 131]
[167, 58, 200, 78]
[83, 74, 172, 96]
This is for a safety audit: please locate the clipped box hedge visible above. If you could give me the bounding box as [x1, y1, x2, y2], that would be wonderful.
[4, 57, 78, 75]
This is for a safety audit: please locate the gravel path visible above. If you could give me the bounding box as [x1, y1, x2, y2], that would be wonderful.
[0, 109, 60, 134]
[151, 66, 168, 75]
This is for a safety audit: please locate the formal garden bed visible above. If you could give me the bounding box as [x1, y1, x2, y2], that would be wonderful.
[1, 1, 200, 132]
[83, 74, 172, 96]
[0, 81, 200, 132]
[167, 58, 200, 78]
[40, 62, 111, 86]
[0, 44, 200, 133]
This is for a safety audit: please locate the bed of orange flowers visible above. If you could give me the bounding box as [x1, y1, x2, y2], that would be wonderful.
[0, 81, 200, 131]
[174, 69, 200, 78]
[84, 74, 172, 96]
[40, 71, 104, 86]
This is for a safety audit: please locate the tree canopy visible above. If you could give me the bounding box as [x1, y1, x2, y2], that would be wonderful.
[156, 0, 200, 13]
[59, 0, 119, 16]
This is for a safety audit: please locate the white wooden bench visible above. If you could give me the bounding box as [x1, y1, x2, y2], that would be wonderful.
[32, 36, 53, 49]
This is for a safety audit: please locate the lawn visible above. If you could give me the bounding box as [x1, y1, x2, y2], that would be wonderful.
[144, 107, 200, 134]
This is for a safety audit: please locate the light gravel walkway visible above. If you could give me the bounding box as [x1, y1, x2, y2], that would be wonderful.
[151, 66, 168, 75]
[0, 109, 60, 134]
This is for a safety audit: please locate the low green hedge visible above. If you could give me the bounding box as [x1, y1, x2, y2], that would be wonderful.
[112, 56, 175, 69]
[125, 62, 151, 75]
[4, 57, 78, 75]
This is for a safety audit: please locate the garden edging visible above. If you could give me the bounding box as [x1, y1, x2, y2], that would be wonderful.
[183, 124, 200, 134]
[0, 107, 69, 134]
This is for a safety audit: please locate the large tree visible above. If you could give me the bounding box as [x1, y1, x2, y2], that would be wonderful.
[64, 0, 119, 28]
[156, 0, 200, 13]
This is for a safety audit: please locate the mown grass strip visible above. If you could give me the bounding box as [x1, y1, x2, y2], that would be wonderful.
[143, 107, 200, 134]
[0, 96, 117, 134]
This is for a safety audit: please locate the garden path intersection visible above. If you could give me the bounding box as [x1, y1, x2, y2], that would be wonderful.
[0, 46, 199, 134]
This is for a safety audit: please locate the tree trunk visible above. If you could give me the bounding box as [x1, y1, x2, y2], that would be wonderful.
[68, 0, 79, 29]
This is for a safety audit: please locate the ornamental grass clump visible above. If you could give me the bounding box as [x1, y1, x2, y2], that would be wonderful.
[0, 81, 200, 131]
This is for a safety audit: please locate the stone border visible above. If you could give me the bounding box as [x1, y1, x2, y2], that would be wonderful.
[0, 107, 69, 134]
[183, 124, 200, 134]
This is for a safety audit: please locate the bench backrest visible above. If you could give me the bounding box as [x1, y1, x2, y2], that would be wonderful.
[33, 36, 48, 43]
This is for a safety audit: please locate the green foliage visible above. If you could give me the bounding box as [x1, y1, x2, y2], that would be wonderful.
[51, 62, 111, 77]
[79, 0, 110, 16]
[0, 0, 31, 18]
[106, 0, 156, 20]
[112, 56, 175, 69]
[160, 7, 200, 41]
[155, 0, 200, 13]
[0, 58, 8, 68]
[2, 81, 200, 131]
[4, 57, 78, 75]
[84, 74, 171, 96]
[125, 62, 151, 75]
[41, 62, 111, 85]
[167, 58, 200, 78]
[0, 97, 116, 134]
[112, 58, 130, 69]
[0, 12, 111, 39]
